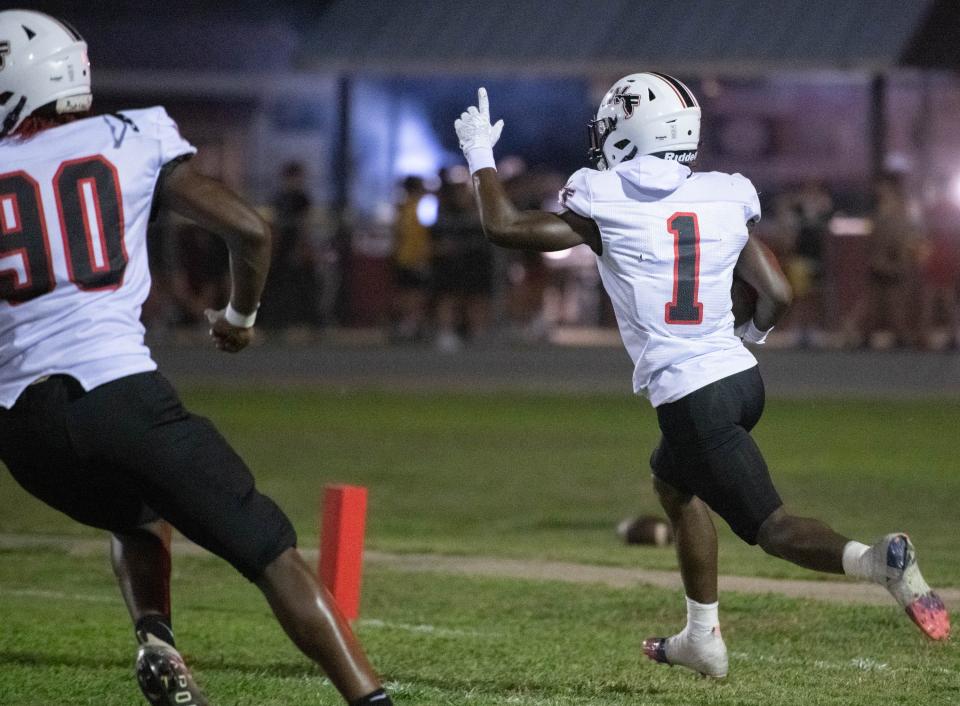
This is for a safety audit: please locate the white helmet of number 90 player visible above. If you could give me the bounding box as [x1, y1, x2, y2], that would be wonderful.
[0, 9, 91, 138]
[588, 72, 700, 170]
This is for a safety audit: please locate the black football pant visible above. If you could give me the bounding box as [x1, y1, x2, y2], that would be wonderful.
[650, 365, 783, 544]
[0, 372, 296, 580]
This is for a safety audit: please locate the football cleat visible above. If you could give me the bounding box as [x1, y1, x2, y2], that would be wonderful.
[872, 533, 950, 641]
[643, 626, 728, 678]
[135, 635, 210, 706]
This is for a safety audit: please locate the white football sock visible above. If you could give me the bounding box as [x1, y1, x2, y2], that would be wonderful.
[684, 596, 719, 639]
[842, 540, 874, 581]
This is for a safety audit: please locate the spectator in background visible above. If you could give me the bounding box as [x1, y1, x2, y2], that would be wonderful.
[431, 169, 494, 351]
[261, 162, 322, 339]
[918, 183, 960, 349]
[503, 165, 553, 340]
[845, 173, 920, 348]
[504, 251, 550, 341]
[391, 176, 432, 341]
[784, 181, 833, 347]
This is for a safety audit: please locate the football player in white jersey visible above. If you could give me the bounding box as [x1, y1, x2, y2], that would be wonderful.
[0, 11, 392, 706]
[454, 77, 949, 677]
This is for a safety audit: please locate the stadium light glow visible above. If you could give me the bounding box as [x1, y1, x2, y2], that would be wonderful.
[416, 193, 439, 227]
[393, 106, 444, 178]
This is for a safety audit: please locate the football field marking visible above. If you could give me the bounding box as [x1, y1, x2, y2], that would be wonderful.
[0, 583, 493, 639]
[729, 651, 953, 676]
[1, 532, 958, 608]
[358, 618, 495, 639]
[0, 580, 951, 680]
[0, 586, 118, 604]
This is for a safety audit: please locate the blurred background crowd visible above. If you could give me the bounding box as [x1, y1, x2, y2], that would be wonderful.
[32, 0, 960, 352]
[146, 161, 960, 352]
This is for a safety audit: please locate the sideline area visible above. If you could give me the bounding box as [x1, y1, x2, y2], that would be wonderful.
[150, 336, 960, 399]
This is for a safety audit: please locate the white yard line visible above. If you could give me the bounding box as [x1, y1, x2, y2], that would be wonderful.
[0, 586, 119, 604]
[0, 584, 491, 639]
[1, 533, 957, 608]
[729, 651, 954, 676]
[358, 618, 495, 639]
[0, 574, 950, 689]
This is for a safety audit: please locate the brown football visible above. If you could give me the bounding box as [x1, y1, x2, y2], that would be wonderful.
[616, 515, 673, 546]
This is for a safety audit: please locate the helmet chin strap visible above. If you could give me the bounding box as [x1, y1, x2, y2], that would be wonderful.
[0, 95, 27, 138]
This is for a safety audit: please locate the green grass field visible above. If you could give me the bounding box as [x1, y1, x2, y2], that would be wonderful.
[1, 389, 958, 704]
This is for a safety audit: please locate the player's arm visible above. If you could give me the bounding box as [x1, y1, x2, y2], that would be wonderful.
[457, 88, 601, 254]
[733, 225, 792, 336]
[159, 158, 271, 352]
[472, 168, 601, 253]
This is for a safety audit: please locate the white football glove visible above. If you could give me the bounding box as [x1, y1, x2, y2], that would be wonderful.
[454, 87, 504, 174]
[735, 320, 772, 344]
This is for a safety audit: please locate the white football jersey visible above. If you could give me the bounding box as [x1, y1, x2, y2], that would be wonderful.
[561, 155, 760, 407]
[0, 107, 195, 408]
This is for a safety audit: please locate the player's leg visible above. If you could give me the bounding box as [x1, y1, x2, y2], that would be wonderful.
[0, 376, 210, 705]
[82, 371, 392, 705]
[643, 368, 791, 677]
[755, 507, 846, 572]
[690, 423, 849, 574]
[680, 369, 949, 641]
[111, 519, 176, 646]
[110, 518, 211, 706]
[755, 506, 949, 639]
[644, 442, 727, 678]
[255, 548, 384, 703]
[651, 474, 717, 604]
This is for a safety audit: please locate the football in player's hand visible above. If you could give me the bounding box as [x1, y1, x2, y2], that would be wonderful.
[731, 276, 758, 327]
[616, 515, 673, 546]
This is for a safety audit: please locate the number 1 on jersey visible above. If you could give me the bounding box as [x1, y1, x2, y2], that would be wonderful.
[665, 212, 703, 325]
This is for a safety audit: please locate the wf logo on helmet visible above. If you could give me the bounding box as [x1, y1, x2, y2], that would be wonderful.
[612, 86, 641, 118]
[0, 41, 10, 71]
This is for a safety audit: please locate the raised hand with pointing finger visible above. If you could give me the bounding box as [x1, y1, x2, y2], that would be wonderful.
[454, 87, 505, 174]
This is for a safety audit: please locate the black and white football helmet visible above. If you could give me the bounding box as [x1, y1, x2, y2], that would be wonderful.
[0, 9, 91, 138]
[588, 72, 700, 170]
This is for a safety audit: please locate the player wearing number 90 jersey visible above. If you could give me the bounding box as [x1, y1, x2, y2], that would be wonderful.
[0, 107, 194, 407]
[455, 74, 949, 680]
[0, 10, 392, 706]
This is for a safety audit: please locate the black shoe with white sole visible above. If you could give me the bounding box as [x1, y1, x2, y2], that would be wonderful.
[135, 635, 209, 706]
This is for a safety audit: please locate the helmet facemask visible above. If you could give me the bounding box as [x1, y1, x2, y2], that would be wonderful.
[587, 116, 616, 170]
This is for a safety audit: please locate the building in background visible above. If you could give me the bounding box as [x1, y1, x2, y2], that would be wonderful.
[31, 0, 960, 341]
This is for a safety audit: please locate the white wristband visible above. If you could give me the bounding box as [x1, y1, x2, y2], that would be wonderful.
[736, 320, 772, 344]
[225, 303, 258, 328]
[465, 146, 496, 174]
